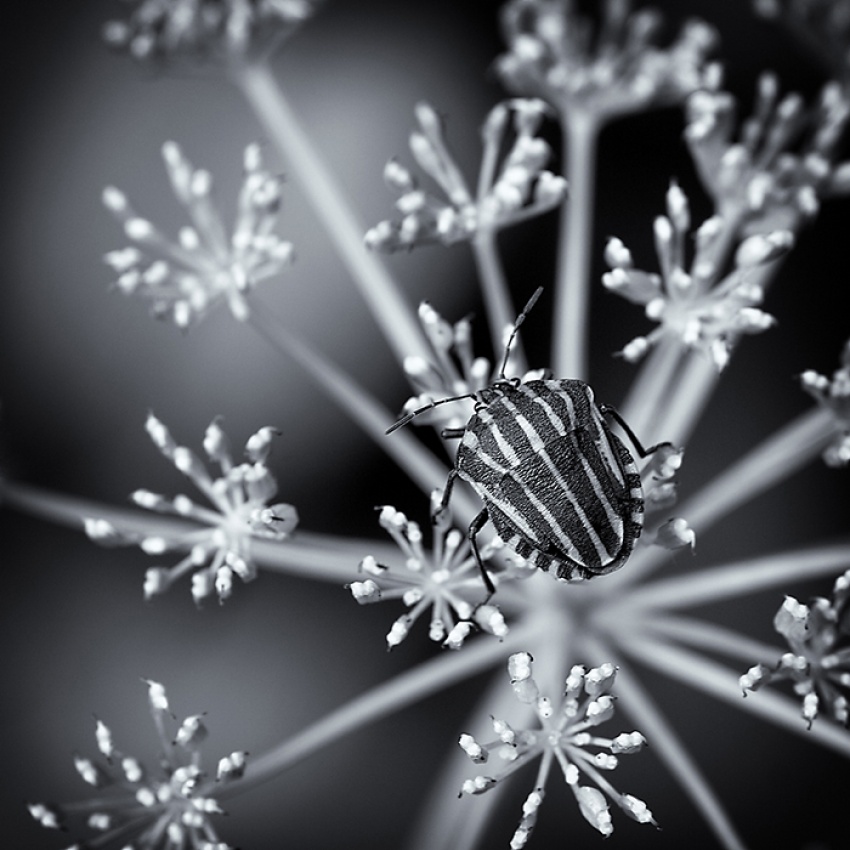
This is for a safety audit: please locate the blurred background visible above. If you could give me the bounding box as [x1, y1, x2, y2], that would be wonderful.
[1, 1, 849, 847]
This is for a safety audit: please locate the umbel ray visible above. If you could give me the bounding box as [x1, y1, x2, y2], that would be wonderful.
[388, 287, 673, 597]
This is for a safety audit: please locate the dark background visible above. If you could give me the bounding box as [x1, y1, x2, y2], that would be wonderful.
[1, 1, 849, 848]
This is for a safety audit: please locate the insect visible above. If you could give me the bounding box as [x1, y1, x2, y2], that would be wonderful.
[388, 287, 672, 596]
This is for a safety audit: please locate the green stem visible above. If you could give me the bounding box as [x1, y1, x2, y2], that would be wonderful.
[584, 634, 750, 850]
[217, 620, 538, 798]
[233, 61, 429, 364]
[553, 112, 599, 381]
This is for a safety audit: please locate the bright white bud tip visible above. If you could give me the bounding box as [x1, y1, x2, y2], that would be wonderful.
[84, 517, 121, 543]
[349, 579, 381, 603]
[774, 595, 811, 642]
[74, 755, 101, 786]
[28, 803, 62, 830]
[654, 517, 696, 550]
[621, 336, 650, 362]
[475, 604, 508, 638]
[620, 794, 656, 824]
[176, 714, 208, 748]
[604, 236, 633, 269]
[386, 617, 410, 648]
[735, 230, 794, 266]
[461, 775, 497, 796]
[508, 652, 533, 682]
[739, 663, 771, 694]
[612, 731, 646, 753]
[217, 750, 247, 781]
[444, 621, 473, 649]
[586, 695, 616, 725]
[576, 785, 613, 836]
[492, 716, 517, 745]
[145, 679, 169, 712]
[95, 718, 114, 758]
[459, 734, 487, 763]
[585, 662, 617, 695]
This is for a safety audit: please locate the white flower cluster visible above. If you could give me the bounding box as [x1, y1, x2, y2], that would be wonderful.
[29, 680, 246, 850]
[365, 99, 567, 252]
[459, 653, 655, 844]
[103, 142, 293, 328]
[86, 415, 298, 604]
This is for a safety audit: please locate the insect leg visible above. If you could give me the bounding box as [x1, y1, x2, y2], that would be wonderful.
[441, 427, 465, 439]
[468, 507, 496, 598]
[598, 404, 673, 457]
[432, 468, 458, 525]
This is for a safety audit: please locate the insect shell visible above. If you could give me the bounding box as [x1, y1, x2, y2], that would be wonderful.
[452, 376, 645, 583]
[389, 288, 668, 591]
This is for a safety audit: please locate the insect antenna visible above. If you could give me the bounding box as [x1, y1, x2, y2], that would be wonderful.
[498, 286, 543, 380]
[386, 392, 478, 435]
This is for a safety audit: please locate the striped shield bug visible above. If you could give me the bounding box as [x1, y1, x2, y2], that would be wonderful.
[388, 288, 673, 596]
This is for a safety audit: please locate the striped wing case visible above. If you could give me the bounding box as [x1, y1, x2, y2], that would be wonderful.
[455, 378, 644, 581]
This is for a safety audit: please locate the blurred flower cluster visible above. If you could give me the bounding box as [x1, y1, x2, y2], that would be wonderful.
[5, 1, 850, 849]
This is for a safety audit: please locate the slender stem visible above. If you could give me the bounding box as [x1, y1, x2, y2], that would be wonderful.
[407, 669, 515, 850]
[617, 612, 785, 665]
[583, 634, 750, 850]
[613, 632, 850, 757]
[653, 350, 718, 446]
[248, 305, 481, 521]
[611, 405, 836, 590]
[232, 61, 429, 364]
[553, 112, 599, 380]
[217, 619, 539, 798]
[1, 478, 398, 583]
[619, 335, 685, 438]
[471, 231, 521, 370]
[602, 541, 850, 614]
[678, 406, 834, 532]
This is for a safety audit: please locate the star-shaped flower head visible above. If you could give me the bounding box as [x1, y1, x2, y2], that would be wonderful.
[497, 0, 717, 125]
[801, 339, 850, 467]
[459, 653, 655, 844]
[754, 0, 850, 85]
[85, 415, 298, 604]
[740, 567, 850, 727]
[603, 182, 793, 370]
[102, 0, 320, 65]
[349, 491, 528, 650]
[365, 99, 567, 253]
[28, 679, 247, 850]
[685, 73, 850, 234]
[103, 142, 294, 329]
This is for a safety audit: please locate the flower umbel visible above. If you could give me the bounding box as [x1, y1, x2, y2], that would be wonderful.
[28, 679, 246, 850]
[349, 491, 521, 650]
[801, 338, 850, 466]
[603, 182, 791, 369]
[365, 99, 567, 252]
[102, 0, 319, 64]
[459, 653, 655, 845]
[85, 414, 298, 604]
[740, 568, 850, 727]
[685, 74, 850, 233]
[103, 142, 293, 328]
[497, 0, 717, 123]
